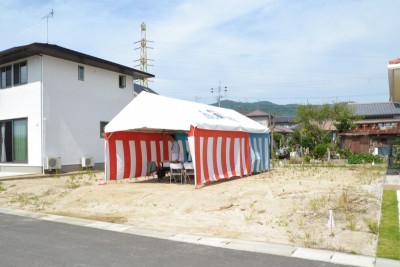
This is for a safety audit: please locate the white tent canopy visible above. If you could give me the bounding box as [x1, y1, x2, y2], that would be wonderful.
[105, 92, 268, 134]
[104, 92, 270, 185]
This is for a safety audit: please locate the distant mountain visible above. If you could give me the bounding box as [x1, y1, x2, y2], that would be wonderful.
[212, 100, 298, 116]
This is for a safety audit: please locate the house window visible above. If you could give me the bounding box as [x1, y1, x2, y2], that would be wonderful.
[78, 66, 84, 81]
[0, 118, 28, 163]
[13, 61, 28, 85]
[119, 75, 126, 88]
[100, 121, 108, 138]
[0, 65, 12, 88]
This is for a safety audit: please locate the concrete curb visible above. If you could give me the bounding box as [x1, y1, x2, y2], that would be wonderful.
[0, 207, 396, 267]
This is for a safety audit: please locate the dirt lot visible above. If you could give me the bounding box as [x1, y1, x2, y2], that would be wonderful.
[0, 164, 386, 256]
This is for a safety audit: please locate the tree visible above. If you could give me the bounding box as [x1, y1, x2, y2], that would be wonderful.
[293, 102, 360, 151]
[332, 103, 361, 132]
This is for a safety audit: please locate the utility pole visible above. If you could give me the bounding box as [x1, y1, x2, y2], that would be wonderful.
[211, 82, 227, 107]
[269, 113, 275, 158]
[134, 22, 153, 87]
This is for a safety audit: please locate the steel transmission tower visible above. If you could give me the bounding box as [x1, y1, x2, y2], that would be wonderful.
[134, 22, 153, 87]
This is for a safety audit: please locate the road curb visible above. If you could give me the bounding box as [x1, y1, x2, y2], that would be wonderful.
[0, 207, 395, 267]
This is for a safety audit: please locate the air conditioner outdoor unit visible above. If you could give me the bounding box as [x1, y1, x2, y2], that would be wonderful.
[45, 156, 61, 170]
[81, 157, 94, 168]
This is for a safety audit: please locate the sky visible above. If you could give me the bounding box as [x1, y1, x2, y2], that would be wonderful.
[1, 0, 400, 105]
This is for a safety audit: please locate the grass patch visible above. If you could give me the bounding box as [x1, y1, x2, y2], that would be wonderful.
[0, 182, 6, 192]
[364, 218, 379, 234]
[376, 190, 400, 260]
[11, 193, 39, 205]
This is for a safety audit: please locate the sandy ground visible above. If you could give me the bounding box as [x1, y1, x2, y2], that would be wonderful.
[0, 164, 386, 256]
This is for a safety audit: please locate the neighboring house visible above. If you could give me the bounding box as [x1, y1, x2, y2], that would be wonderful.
[245, 110, 294, 150]
[245, 109, 271, 127]
[340, 102, 400, 155]
[274, 116, 297, 129]
[0, 43, 154, 174]
[244, 110, 296, 131]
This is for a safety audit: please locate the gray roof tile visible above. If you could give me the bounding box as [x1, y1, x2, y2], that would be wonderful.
[349, 102, 400, 117]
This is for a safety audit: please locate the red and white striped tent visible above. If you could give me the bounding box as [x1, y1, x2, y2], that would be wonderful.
[104, 92, 270, 186]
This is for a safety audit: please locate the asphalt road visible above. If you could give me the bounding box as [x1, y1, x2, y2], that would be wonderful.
[0, 213, 353, 267]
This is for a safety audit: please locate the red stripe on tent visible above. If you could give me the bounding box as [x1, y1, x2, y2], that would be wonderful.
[108, 139, 117, 180]
[145, 141, 151, 174]
[106, 131, 168, 179]
[135, 140, 143, 177]
[202, 136, 211, 184]
[155, 141, 161, 167]
[191, 127, 202, 186]
[192, 128, 249, 184]
[123, 140, 131, 178]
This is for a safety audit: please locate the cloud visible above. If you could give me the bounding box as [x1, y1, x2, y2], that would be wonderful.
[1, 0, 400, 104]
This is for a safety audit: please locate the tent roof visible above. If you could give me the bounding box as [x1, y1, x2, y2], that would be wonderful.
[105, 92, 269, 134]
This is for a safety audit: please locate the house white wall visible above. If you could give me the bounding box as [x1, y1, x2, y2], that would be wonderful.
[252, 117, 269, 127]
[42, 55, 135, 168]
[388, 63, 400, 102]
[0, 56, 42, 172]
[1, 53, 137, 173]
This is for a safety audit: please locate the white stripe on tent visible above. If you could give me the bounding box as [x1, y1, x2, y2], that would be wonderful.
[116, 140, 124, 180]
[207, 137, 216, 182]
[234, 138, 241, 176]
[199, 137, 205, 185]
[150, 141, 157, 162]
[159, 140, 164, 162]
[140, 141, 147, 177]
[250, 138, 255, 173]
[257, 137, 262, 171]
[251, 137, 258, 172]
[241, 137, 248, 175]
[129, 141, 136, 178]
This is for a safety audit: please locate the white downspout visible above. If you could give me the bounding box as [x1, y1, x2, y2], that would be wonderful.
[40, 55, 45, 175]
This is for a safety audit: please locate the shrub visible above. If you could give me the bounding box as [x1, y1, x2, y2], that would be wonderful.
[337, 149, 352, 159]
[313, 143, 330, 159]
[347, 153, 383, 164]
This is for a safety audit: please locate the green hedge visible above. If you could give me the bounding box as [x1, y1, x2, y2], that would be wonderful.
[347, 153, 383, 164]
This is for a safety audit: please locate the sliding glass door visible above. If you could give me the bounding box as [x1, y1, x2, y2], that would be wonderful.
[0, 118, 27, 163]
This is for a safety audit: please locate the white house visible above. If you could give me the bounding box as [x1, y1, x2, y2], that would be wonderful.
[0, 43, 154, 174]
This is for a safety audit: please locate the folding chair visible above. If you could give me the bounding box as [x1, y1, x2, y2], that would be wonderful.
[169, 163, 183, 184]
[183, 162, 195, 184]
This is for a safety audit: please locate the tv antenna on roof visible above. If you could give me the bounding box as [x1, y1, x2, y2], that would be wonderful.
[42, 9, 54, 43]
